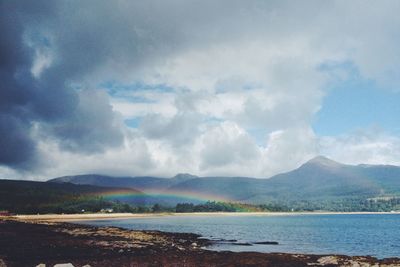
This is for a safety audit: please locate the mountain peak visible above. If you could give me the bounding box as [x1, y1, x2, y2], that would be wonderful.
[304, 156, 342, 168]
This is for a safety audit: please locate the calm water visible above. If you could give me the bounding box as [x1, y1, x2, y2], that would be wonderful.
[77, 214, 400, 259]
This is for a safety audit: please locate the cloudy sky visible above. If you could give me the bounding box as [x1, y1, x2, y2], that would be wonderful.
[1, 0, 400, 180]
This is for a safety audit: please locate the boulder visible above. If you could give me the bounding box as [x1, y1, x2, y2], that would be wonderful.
[317, 256, 339, 265]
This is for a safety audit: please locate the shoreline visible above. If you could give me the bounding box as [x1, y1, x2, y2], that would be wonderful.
[6, 211, 400, 222]
[1, 218, 400, 267]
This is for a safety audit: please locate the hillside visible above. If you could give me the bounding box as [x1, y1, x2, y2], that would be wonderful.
[0, 180, 147, 214]
[48, 156, 400, 209]
[51, 173, 197, 192]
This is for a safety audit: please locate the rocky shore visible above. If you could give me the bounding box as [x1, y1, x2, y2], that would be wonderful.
[0, 219, 399, 267]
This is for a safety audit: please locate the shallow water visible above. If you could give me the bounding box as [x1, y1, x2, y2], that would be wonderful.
[77, 214, 400, 258]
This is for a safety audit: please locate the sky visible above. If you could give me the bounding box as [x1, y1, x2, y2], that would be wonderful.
[1, 0, 400, 180]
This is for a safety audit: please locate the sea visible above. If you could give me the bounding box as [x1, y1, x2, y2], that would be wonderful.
[77, 213, 400, 259]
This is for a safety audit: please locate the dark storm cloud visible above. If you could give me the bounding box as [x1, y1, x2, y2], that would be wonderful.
[0, 1, 44, 168]
[0, 0, 211, 171]
[0, 1, 124, 170]
[0, 115, 35, 169]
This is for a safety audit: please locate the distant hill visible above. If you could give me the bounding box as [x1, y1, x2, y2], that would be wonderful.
[49, 173, 203, 205]
[0, 179, 147, 214]
[50, 173, 197, 192]
[48, 156, 400, 208]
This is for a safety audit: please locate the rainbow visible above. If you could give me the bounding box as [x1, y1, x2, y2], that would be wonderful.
[146, 190, 230, 203]
[96, 189, 231, 203]
[83, 188, 265, 212]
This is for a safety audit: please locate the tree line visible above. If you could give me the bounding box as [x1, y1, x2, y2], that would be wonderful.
[2, 197, 400, 215]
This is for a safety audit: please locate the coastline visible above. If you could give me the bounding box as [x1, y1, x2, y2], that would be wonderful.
[7, 211, 400, 222]
[1, 218, 399, 267]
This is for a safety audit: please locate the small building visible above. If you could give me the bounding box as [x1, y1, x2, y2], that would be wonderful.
[100, 208, 114, 213]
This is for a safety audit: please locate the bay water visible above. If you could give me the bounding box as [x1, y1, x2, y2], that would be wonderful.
[77, 213, 400, 259]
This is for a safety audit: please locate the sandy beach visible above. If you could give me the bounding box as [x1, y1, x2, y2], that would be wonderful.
[7, 211, 400, 222]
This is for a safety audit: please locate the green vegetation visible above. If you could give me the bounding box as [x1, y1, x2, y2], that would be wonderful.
[284, 197, 400, 212]
[176, 201, 268, 212]
[16, 197, 142, 214]
[3, 197, 400, 215]
[0, 179, 146, 214]
[156, 198, 400, 213]
[2, 179, 400, 215]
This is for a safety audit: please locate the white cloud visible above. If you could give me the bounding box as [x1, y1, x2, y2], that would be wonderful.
[197, 121, 261, 176]
[2, 1, 400, 179]
[319, 129, 400, 166]
[24, 30, 54, 79]
[29, 134, 156, 180]
[261, 127, 319, 175]
[31, 49, 52, 79]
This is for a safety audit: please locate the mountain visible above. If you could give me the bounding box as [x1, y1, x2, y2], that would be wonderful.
[49, 173, 200, 205]
[0, 179, 147, 214]
[50, 173, 197, 192]
[164, 176, 266, 202]
[246, 156, 382, 203]
[48, 156, 400, 207]
[162, 156, 387, 203]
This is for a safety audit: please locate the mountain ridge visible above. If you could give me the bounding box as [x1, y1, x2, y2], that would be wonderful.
[49, 156, 380, 181]
[48, 156, 400, 206]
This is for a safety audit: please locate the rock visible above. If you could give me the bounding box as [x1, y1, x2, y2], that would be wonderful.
[118, 249, 124, 253]
[348, 261, 361, 267]
[253, 241, 279, 245]
[82, 265, 92, 267]
[0, 259, 7, 267]
[191, 242, 197, 247]
[317, 256, 338, 265]
[36, 264, 45, 267]
[210, 238, 237, 243]
[53, 264, 74, 267]
[231, 242, 253, 246]
[347, 260, 376, 267]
